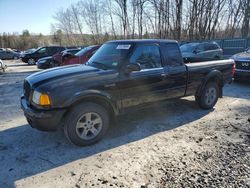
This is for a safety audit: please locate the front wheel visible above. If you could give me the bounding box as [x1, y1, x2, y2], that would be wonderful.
[64, 102, 109, 146]
[27, 58, 35, 65]
[196, 82, 219, 109]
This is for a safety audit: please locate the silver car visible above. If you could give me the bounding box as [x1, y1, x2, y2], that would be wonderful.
[0, 59, 7, 72]
[180, 42, 223, 63]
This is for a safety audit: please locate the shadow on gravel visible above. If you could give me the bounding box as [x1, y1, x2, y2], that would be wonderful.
[0, 98, 213, 187]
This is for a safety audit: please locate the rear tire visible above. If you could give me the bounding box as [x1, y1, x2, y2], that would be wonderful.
[196, 82, 219, 109]
[64, 102, 109, 146]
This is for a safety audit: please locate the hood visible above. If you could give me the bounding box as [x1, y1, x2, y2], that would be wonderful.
[231, 52, 250, 61]
[38, 56, 52, 61]
[26, 64, 99, 87]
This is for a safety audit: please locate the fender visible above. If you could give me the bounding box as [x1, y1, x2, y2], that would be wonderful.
[196, 70, 223, 97]
[64, 89, 120, 115]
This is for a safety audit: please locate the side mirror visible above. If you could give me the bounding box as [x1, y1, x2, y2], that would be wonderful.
[125, 63, 141, 74]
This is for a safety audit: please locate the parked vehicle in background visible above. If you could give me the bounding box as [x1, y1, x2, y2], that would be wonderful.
[53, 48, 81, 67]
[0, 59, 7, 72]
[21, 39, 234, 146]
[231, 48, 250, 80]
[21, 46, 66, 65]
[180, 42, 223, 63]
[61, 45, 100, 66]
[36, 56, 53, 69]
[0, 49, 20, 60]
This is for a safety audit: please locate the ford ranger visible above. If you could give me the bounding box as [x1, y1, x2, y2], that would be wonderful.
[21, 39, 235, 146]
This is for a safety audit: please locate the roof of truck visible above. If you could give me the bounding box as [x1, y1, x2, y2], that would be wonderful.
[107, 39, 178, 44]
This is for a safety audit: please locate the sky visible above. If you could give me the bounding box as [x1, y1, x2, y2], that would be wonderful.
[0, 0, 79, 35]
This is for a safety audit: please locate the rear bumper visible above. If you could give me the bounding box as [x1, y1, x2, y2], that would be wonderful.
[21, 96, 66, 131]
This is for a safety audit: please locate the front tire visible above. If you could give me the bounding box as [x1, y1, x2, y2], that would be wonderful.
[64, 102, 109, 146]
[196, 82, 219, 109]
[27, 58, 35, 65]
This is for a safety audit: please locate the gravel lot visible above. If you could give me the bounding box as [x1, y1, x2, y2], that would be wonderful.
[0, 60, 250, 188]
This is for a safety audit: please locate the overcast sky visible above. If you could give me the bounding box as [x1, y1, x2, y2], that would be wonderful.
[0, 0, 79, 35]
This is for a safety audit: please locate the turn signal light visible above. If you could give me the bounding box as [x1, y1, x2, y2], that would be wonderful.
[40, 94, 51, 106]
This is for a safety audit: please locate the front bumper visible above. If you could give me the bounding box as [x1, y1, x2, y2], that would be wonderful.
[234, 69, 250, 79]
[21, 96, 66, 131]
[37, 62, 50, 69]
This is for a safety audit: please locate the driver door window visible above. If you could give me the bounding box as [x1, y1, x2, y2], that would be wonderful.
[129, 45, 162, 70]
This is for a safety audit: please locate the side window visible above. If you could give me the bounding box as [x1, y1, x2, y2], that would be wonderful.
[129, 45, 161, 70]
[37, 48, 46, 54]
[162, 43, 183, 66]
[197, 44, 205, 51]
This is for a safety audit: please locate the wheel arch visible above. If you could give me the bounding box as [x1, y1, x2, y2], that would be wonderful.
[64, 92, 119, 120]
[196, 70, 224, 97]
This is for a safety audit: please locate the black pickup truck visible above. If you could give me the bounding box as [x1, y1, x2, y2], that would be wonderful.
[21, 39, 234, 146]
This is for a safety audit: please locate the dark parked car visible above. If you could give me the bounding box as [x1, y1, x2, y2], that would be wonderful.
[231, 48, 250, 80]
[21, 39, 234, 146]
[0, 50, 20, 60]
[180, 42, 223, 63]
[61, 45, 100, 66]
[21, 46, 66, 65]
[36, 56, 53, 69]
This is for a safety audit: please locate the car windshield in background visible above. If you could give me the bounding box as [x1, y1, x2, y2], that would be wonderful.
[246, 48, 250, 53]
[87, 43, 131, 70]
[75, 47, 92, 56]
[180, 43, 199, 53]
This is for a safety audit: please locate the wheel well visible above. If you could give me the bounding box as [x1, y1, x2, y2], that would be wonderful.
[69, 96, 115, 119]
[206, 76, 223, 97]
[196, 75, 223, 97]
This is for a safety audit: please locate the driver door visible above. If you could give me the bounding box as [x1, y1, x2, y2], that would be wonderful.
[119, 44, 169, 110]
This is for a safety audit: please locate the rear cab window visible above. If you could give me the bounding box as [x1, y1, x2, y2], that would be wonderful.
[161, 43, 183, 67]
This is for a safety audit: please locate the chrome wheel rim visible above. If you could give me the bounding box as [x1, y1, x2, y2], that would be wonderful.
[205, 87, 217, 106]
[75, 112, 103, 140]
[28, 59, 35, 64]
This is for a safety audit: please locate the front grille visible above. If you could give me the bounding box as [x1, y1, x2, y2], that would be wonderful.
[23, 80, 31, 104]
[235, 61, 250, 70]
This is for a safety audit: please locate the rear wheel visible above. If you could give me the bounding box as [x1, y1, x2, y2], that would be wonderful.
[196, 82, 219, 109]
[64, 102, 109, 146]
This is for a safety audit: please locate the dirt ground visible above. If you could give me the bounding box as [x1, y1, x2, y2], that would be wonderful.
[0, 60, 249, 188]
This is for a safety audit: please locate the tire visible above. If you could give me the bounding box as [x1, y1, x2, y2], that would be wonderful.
[27, 58, 35, 65]
[64, 102, 109, 146]
[196, 82, 219, 109]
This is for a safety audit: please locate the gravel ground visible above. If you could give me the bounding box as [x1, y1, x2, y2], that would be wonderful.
[0, 60, 249, 188]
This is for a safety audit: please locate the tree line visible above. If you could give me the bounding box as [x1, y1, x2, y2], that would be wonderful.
[1, 0, 249, 49]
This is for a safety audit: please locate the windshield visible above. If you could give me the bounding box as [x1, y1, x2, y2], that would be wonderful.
[87, 43, 131, 70]
[246, 48, 250, 53]
[75, 47, 92, 56]
[180, 43, 199, 53]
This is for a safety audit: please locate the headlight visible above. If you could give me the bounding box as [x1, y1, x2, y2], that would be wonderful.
[32, 90, 51, 106]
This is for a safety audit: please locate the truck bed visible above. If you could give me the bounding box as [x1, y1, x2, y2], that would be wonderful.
[185, 59, 234, 96]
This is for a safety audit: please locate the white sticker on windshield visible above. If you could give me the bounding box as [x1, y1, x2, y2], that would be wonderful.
[116, 45, 131, 50]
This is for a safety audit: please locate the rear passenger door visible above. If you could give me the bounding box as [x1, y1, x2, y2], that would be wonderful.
[160, 43, 187, 98]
